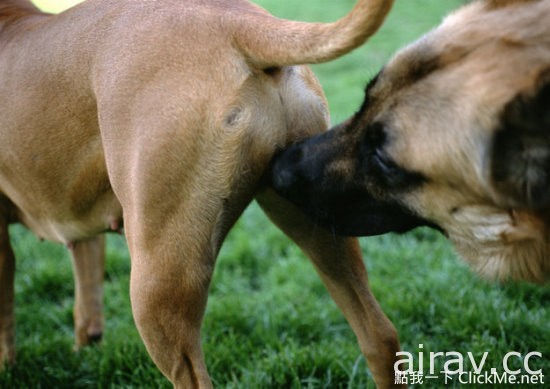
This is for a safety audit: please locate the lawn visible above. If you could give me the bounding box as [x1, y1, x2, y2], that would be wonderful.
[2, 0, 549, 388]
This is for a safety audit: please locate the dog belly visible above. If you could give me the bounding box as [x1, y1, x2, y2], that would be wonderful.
[10, 188, 122, 244]
[0, 116, 122, 244]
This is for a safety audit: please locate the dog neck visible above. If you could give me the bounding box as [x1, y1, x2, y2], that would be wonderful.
[0, 0, 42, 31]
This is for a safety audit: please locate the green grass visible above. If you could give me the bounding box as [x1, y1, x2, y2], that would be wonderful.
[2, 0, 549, 388]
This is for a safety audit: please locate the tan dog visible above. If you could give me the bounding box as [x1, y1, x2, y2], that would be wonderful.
[0, 0, 406, 387]
[271, 0, 550, 283]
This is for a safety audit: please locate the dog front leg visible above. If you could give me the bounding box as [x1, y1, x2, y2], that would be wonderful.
[257, 189, 404, 388]
[0, 206, 15, 368]
[69, 235, 105, 348]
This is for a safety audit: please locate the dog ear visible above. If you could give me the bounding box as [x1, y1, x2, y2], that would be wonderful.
[490, 68, 550, 208]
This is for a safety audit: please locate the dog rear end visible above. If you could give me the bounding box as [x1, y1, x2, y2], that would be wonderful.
[1, 1, 403, 387]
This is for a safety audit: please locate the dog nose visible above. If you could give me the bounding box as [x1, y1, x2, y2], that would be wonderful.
[272, 164, 296, 193]
[270, 143, 306, 195]
[271, 145, 302, 192]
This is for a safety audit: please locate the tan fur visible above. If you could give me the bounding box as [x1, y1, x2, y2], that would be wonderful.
[0, 0, 401, 387]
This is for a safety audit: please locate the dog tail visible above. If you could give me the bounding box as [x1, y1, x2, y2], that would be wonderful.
[233, 0, 393, 68]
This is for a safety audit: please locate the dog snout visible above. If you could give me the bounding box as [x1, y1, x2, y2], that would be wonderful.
[271, 141, 322, 201]
[271, 129, 343, 192]
[271, 144, 304, 193]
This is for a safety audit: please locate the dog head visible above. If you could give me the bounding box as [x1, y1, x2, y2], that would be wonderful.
[270, 0, 550, 283]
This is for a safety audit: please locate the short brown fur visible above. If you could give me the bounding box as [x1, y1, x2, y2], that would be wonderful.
[0, 0, 403, 388]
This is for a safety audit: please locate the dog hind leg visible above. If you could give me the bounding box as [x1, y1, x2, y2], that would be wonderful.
[125, 217, 215, 388]
[256, 189, 404, 388]
[69, 235, 105, 348]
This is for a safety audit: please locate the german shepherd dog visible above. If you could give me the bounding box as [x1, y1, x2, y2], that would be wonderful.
[271, 0, 550, 284]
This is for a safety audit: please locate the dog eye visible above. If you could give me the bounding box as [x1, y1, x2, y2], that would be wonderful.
[372, 148, 397, 175]
[369, 146, 427, 190]
[361, 122, 392, 172]
[360, 122, 427, 190]
[370, 147, 407, 188]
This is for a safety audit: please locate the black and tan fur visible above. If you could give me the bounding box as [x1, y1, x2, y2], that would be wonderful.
[271, 0, 550, 283]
